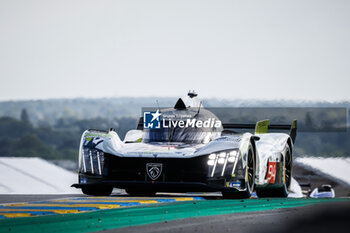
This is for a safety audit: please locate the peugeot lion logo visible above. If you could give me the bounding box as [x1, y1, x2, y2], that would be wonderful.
[146, 163, 162, 180]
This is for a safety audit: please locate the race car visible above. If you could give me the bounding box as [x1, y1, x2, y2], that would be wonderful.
[310, 184, 335, 198]
[72, 91, 297, 198]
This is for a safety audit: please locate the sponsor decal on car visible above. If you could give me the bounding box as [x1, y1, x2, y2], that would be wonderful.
[80, 177, 87, 184]
[84, 133, 108, 140]
[226, 181, 241, 188]
[266, 161, 277, 184]
[84, 136, 104, 148]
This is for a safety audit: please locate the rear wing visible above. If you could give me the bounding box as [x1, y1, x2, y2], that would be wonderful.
[223, 119, 297, 143]
[137, 117, 144, 130]
[137, 117, 297, 143]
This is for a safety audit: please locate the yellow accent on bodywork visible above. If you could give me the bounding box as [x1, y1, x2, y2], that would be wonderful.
[136, 138, 142, 143]
[255, 119, 270, 134]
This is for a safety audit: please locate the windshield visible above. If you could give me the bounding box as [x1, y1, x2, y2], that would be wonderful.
[142, 107, 223, 144]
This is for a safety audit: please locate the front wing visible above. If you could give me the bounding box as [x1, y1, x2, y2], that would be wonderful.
[72, 150, 248, 193]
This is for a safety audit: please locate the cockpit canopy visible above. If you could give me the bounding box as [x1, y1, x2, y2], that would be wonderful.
[143, 95, 223, 144]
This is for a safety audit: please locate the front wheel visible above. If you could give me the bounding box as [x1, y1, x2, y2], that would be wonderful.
[256, 144, 292, 198]
[222, 144, 255, 199]
[82, 186, 113, 196]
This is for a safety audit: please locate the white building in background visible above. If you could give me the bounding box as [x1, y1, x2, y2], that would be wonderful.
[0, 157, 80, 194]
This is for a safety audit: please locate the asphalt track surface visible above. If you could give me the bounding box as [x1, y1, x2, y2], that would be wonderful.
[0, 194, 349, 233]
[104, 202, 350, 233]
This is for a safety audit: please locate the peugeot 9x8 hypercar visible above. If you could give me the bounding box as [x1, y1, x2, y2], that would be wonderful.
[72, 91, 297, 198]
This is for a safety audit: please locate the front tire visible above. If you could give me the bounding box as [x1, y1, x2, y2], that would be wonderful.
[222, 144, 256, 199]
[256, 144, 292, 198]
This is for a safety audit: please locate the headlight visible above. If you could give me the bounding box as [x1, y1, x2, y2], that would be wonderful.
[227, 156, 236, 163]
[229, 151, 238, 157]
[207, 150, 239, 166]
[81, 148, 104, 175]
[218, 158, 225, 164]
[207, 149, 240, 177]
[209, 153, 216, 160]
[207, 160, 215, 166]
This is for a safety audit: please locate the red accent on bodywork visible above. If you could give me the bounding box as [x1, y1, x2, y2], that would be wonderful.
[266, 162, 277, 184]
[160, 145, 177, 149]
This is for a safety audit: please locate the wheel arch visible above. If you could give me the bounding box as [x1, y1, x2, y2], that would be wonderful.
[249, 136, 258, 184]
[285, 137, 293, 188]
[287, 137, 293, 156]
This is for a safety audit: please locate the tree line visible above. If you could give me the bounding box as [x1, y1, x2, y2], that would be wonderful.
[0, 108, 349, 160]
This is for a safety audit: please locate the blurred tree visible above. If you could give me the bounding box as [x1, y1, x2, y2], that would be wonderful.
[0, 117, 33, 138]
[304, 112, 315, 131]
[20, 109, 30, 124]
